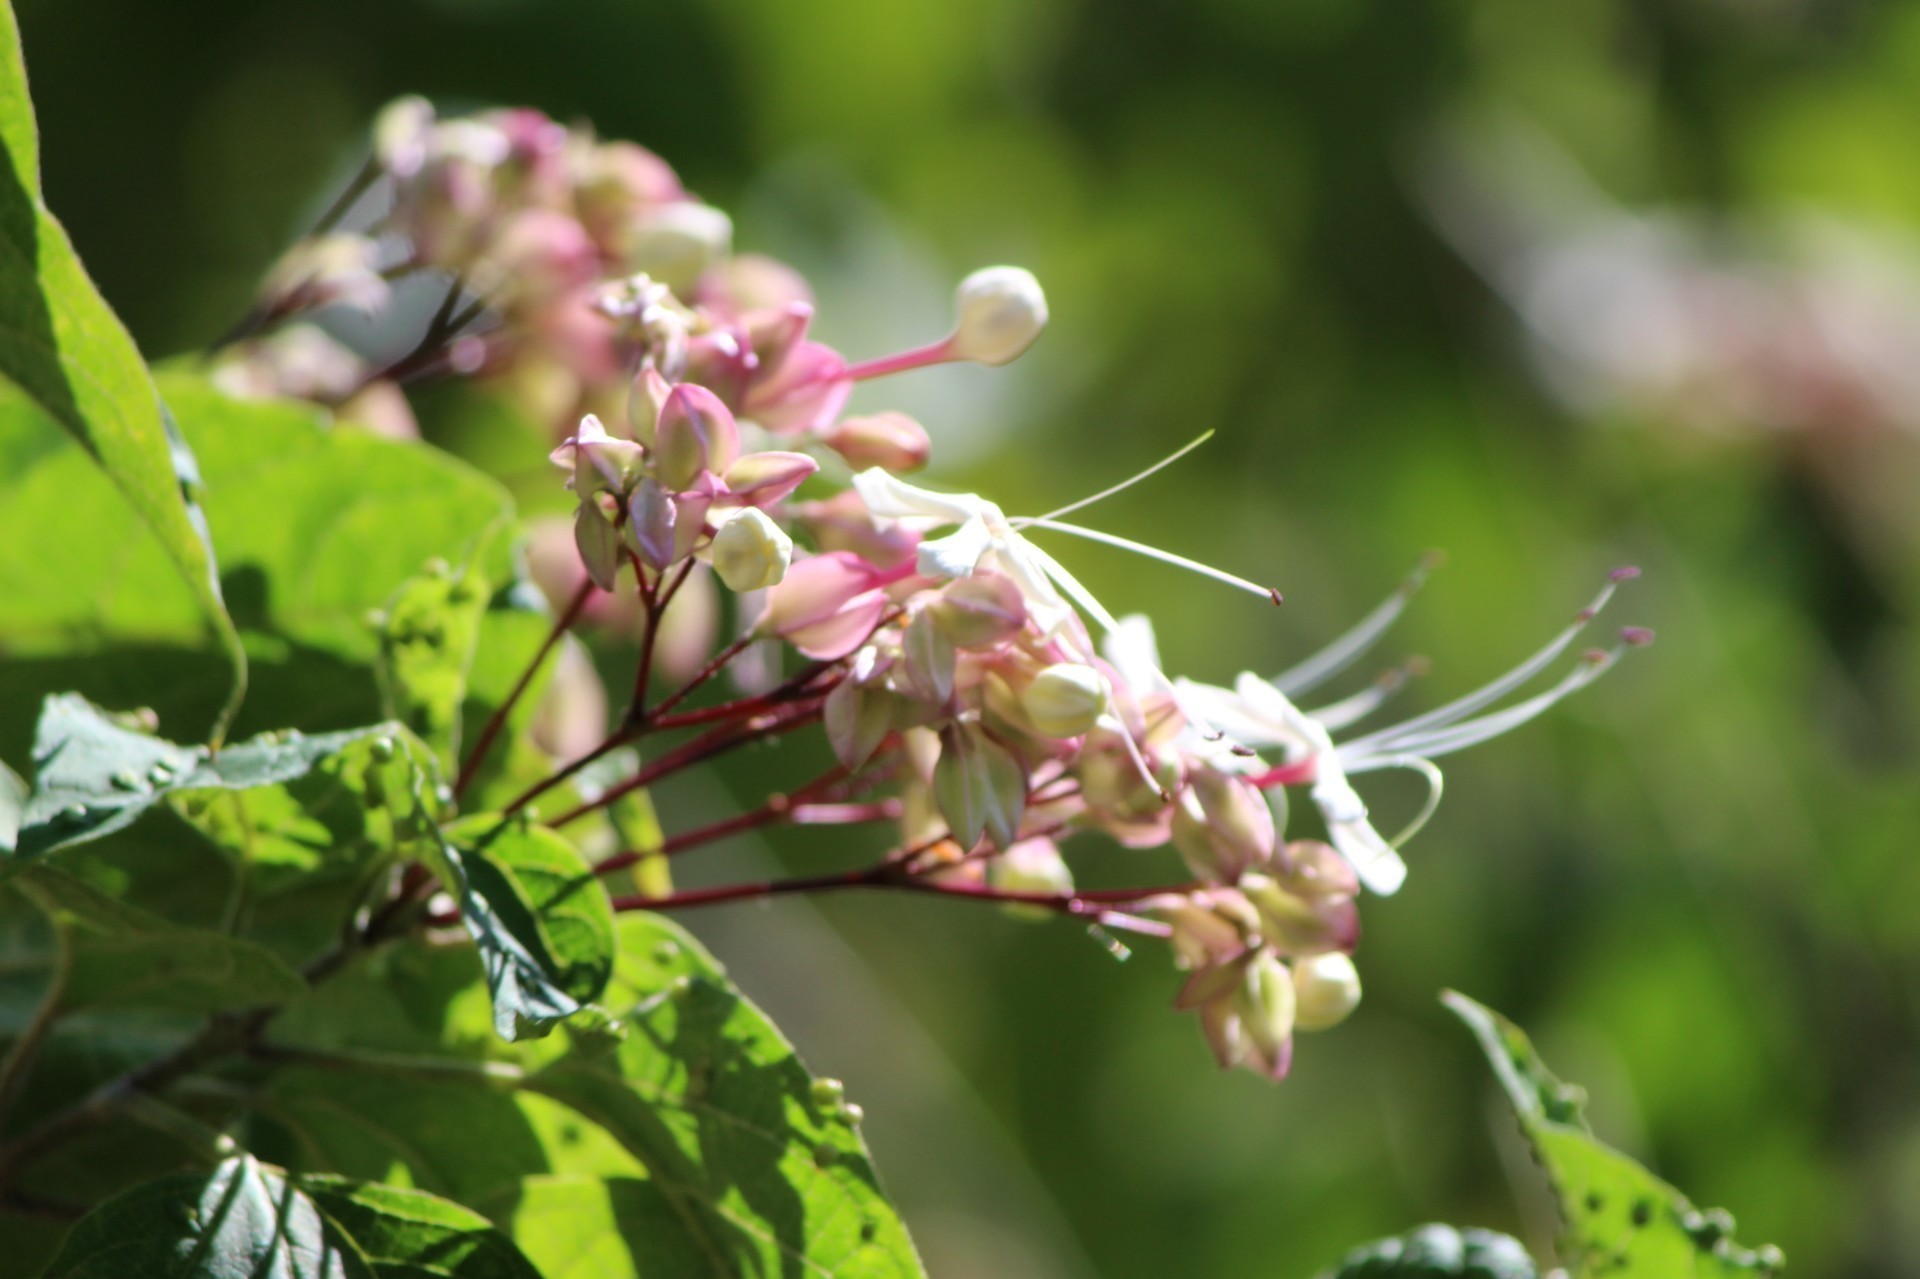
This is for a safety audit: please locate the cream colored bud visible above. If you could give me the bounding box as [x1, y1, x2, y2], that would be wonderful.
[709, 508, 792, 593]
[1291, 951, 1362, 1032]
[948, 266, 1048, 366]
[1020, 663, 1108, 738]
[625, 203, 733, 291]
[373, 95, 435, 178]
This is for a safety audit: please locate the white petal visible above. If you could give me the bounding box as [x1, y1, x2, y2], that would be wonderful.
[917, 516, 995, 579]
[853, 468, 985, 525]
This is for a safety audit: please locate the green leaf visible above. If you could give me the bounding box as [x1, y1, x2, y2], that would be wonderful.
[1443, 992, 1786, 1278]
[13, 691, 418, 859]
[0, 756, 22, 852]
[1322, 1224, 1538, 1279]
[41, 1153, 374, 1278]
[377, 554, 493, 775]
[299, 1176, 545, 1279]
[0, 373, 514, 762]
[506, 912, 926, 1277]
[9, 862, 307, 1012]
[0, 10, 244, 738]
[443, 815, 615, 1041]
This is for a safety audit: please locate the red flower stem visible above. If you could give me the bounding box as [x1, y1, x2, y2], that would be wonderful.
[625, 555, 663, 725]
[545, 703, 825, 830]
[611, 860, 1186, 917]
[592, 762, 886, 875]
[454, 578, 595, 801]
[644, 634, 756, 723]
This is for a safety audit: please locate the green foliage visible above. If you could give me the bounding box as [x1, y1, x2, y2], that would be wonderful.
[442, 816, 615, 1042]
[495, 912, 925, 1276]
[0, 7, 244, 737]
[377, 556, 493, 775]
[41, 1153, 541, 1278]
[1444, 993, 1785, 1278]
[1324, 1224, 1537, 1279]
[12, 692, 423, 859]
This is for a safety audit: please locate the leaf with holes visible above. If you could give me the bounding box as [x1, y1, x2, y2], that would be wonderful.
[1444, 992, 1785, 1278]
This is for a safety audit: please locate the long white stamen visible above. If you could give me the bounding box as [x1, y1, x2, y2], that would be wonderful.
[1345, 648, 1619, 766]
[1307, 661, 1422, 732]
[1362, 755, 1447, 848]
[1017, 431, 1216, 526]
[1023, 519, 1281, 603]
[1274, 553, 1439, 696]
[1334, 570, 1630, 759]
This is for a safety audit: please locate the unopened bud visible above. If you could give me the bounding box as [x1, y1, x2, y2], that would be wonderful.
[723, 451, 818, 508]
[933, 723, 1027, 850]
[373, 95, 435, 179]
[1171, 767, 1275, 883]
[1291, 951, 1361, 1032]
[654, 384, 740, 490]
[821, 412, 931, 473]
[1021, 663, 1109, 739]
[928, 574, 1027, 648]
[948, 266, 1048, 366]
[709, 508, 792, 593]
[625, 203, 732, 291]
[1236, 951, 1296, 1075]
[574, 499, 622, 591]
[992, 836, 1074, 921]
[627, 365, 672, 445]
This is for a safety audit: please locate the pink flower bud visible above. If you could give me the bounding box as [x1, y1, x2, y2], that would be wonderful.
[927, 574, 1027, 648]
[696, 252, 814, 317]
[1238, 872, 1359, 956]
[743, 341, 851, 434]
[902, 608, 957, 704]
[625, 478, 678, 571]
[821, 412, 931, 473]
[627, 366, 671, 445]
[824, 658, 901, 771]
[722, 451, 818, 508]
[653, 383, 740, 490]
[793, 490, 920, 570]
[745, 303, 813, 375]
[1171, 767, 1275, 883]
[757, 552, 892, 661]
[555, 413, 646, 497]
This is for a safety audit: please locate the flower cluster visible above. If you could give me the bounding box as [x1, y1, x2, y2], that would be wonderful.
[242, 100, 1651, 1082]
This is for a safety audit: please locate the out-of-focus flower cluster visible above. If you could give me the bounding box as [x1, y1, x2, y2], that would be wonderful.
[232, 100, 1650, 1082]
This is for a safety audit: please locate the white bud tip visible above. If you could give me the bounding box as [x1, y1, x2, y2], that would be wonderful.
[949, 266, 1048, 366]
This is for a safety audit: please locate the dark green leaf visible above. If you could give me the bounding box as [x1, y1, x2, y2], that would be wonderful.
[1322, 1224, 1537, 1279]
[0, 13, 244, 735]
[444, 815, 614, 1041]
[509, 912, 925, 1277]
[9, 862, 306, 1012]
[42, 1154, 374, 1278]
[1443, 992, 1785, 1278]
[300, 1176, 544, 1279]
[14, 692, 418, 859]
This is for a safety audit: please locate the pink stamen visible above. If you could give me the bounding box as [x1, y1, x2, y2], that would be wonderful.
[1250, 757, 1318, 790]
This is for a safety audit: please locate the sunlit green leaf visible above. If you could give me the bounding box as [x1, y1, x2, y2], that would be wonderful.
[377, 554, 492, 775]
[13, 692, 419, 859]
[508, 912, 926, 1277]
[1444, 992, 1785, 1278]
[0, 8, 245, 741]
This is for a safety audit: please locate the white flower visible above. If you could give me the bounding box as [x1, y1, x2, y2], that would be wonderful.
[1111, 567, 1648, 897]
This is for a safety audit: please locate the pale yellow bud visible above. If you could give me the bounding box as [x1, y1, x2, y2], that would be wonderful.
[1291, 951, 1362, 1032]
[1020, 663, 1108, 738]
[709, 508, 792, 593]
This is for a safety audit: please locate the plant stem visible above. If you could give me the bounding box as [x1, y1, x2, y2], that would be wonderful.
[455, 577, 596, 800]
[0, 929, 69, 1137]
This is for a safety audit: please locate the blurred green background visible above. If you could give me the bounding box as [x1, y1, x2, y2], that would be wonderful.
[14, 0, 1920, 1274]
